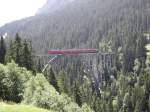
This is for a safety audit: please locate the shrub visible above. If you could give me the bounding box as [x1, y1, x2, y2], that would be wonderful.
[23, 74, 93, 112]
[0, 61, 32, 102]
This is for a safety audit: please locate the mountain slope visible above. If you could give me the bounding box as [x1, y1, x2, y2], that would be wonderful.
[36, 0, 74, 15]
[0, 0, 150, 55]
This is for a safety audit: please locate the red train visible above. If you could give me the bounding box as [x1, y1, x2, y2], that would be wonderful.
[48, 49, 98, 55]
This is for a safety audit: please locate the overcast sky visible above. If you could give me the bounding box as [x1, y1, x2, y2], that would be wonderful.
[0, 0, 47, 27]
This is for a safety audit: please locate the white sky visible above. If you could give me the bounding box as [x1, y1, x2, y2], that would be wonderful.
[0, 0, 47, 27]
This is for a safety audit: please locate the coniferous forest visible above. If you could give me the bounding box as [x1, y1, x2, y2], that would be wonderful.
[0, 0, 150, 112]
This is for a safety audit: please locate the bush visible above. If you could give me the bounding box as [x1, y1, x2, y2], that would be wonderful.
[23, 74, 93, 112]
[0, 62, 93, 111]
[0, 61, 32, 102]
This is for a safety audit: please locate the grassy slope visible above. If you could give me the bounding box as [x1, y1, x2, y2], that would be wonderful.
[0, 102, 54, 112]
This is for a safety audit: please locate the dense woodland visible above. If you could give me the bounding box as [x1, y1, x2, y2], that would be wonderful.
[0, 0, 150, 112]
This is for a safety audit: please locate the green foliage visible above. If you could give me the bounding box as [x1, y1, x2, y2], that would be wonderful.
[0, 0, 150, 111]
[22, 40, 34, 70]
[0, 61, 32, 102]
[81, 67, 150, 112]
[14, 33, 23, 66]
[44, 68, 59, 92]
[81, 104, 94, 112]
[37, 58, 42, 73]
[135, 34, 147, 69]
[73, 82, 82, 106]
[57, 70, 69, 94]
[0, 36, 6, 64]
[6, 33, 35, 71]
[133, 58, 141, 74]
[122, 92, 133, 112]
[1, 0, 149, 56]
[23, 73, 93, 112]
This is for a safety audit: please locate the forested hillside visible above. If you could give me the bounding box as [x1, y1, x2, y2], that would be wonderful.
[0, 0, 150, 112]
[36, 0, 74, 15]
[0, 61, 93, 112]
[0, 0, 149, 54]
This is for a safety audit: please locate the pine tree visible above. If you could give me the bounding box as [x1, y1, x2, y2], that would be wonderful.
[14, 33, 23, 66]
[0, 36, 6, 64]
[122, 34, 137, 73]
[107, 100, 114, 112]
[57, 70, 68, 93]
[22, 40, 33, 70]
[45, 67, 59, 92]
[57, 70, 71, 94]
[134, 100, 142, 112]
[37, 58, 42, 72]
[122, 92, 133, 112]
[5, 40, 14, 63]
[6, 34, 35, 71]
[122, 45, 135, 73]
[74, 82, 82, 107]
[136, 34, 147, 71]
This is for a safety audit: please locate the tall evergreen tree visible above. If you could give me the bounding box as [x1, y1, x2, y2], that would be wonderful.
[74, 82, 82, 107]
[5, 40, 14, 63]
[37, 58, 42, 73]
[0, 36, 6, 64]
[22, 40, 33, 70]
[45, 67, 59, 92]
[14, 33, 23, 66]
[6, 34, 35, 71]
[57, 70, 71, 94]
[123, 41, 136, 73]
[136, 34, 147, 71]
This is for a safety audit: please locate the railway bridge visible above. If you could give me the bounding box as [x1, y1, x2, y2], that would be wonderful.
[36, 49, 116, 92]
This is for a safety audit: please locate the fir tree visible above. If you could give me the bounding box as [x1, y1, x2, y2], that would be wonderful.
[5, 40, 14, 63]
[0, 36, 6, 64]
[37, 58, 42, 72]
[22, 40, 33, 70]
[45, 67, 59, 92]
[57, 70, 71, 94]
[6, 34, 35, 72]
[14, 33, 23, 66]
[74, 82, 82, 107]
[136, 34, 147, 71]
